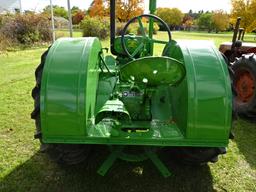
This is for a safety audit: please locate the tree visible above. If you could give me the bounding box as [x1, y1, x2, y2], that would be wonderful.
[231, 0, 256, 32]
[156, 8, 183, 29]
[212, 10, 229, 33]
[187, 9, 201, 20]
[116, 0, 144, 22]
[71, 6, 80, 14]
[183, 14, 194, 31]
[72, 11, 85, 25]
[43, 5, 68, 19]
[88, 0, 108, 18]
[88, 0, 144, 21]
[198, 13, 214, 32]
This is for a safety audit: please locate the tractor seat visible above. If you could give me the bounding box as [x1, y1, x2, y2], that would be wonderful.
[120, 56, 186, 87]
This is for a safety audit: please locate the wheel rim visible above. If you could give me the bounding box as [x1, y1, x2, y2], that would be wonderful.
[235, 69, 255, 103]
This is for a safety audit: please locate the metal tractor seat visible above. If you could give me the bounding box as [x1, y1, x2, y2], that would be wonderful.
[120, 56, 186, 87]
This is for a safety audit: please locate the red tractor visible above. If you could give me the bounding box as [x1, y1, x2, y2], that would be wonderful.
[219, 18, 256, 121]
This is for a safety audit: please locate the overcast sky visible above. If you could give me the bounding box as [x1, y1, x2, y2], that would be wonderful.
[19, 0, 232, 13]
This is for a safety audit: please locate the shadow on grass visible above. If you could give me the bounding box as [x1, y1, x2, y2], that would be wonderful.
[233, 119, 256, 168]
[0, 146, 216, 192]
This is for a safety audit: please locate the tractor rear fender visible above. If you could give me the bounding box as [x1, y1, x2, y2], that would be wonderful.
[40, 37, 102, 140]
[164, 40, 232, 142]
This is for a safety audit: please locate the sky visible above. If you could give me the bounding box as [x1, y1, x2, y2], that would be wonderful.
[13, 0, 231, 13]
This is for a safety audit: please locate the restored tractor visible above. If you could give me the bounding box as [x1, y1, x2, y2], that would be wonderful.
[219, 18, 256, 120]
[31, 0, 232, 177]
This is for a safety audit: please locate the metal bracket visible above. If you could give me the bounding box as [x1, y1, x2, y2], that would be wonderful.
[97, 146, 123, 176]
[145, 148, 171, 178]
[97, 146, 171, 177]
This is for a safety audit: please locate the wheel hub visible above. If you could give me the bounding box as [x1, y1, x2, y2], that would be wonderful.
[235, 70, 255, 103]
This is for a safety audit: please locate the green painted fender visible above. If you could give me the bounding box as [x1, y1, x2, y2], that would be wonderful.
[164, 40, 232, 143]
[40, 37, 102, 140]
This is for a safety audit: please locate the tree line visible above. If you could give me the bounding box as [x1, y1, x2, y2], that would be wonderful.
[41, 0, 255, 33]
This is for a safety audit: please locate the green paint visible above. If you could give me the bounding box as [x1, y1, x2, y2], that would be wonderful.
[40, 38, 231, 148]
[97, 146, 171, 177]
[149, 0, 157, 54]
[120, 56, 185, 87]
[39, 2, 232, 157]
[145, 148, 172, 177]
[149, 0, 157, 13]
[95, 99, 130, 124]
[114, 35, 149, 57]
[40, 37, 102, 138]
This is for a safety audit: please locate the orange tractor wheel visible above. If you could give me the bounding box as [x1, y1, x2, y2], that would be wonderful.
[232, 54, 256, 120]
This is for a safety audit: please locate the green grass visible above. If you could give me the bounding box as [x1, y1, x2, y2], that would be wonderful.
[55, 30, 256, 47]
[0, 32, 256, 192]
[56, 29, 84, 38]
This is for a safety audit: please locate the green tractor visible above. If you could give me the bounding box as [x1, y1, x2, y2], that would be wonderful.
[31, 0, 232, 177]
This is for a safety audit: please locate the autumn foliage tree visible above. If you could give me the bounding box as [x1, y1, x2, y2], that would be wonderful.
[88, 0, 144, 22]
[72, 11, 85, 25]
[183, 14, 193, 31]
[88, 0, 108, 18]
[212, 10, 229, 33]
[116, 0, 144, 22]
[231, 0, 256, 32]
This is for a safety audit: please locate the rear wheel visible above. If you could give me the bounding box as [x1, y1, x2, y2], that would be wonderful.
[169, 147, 226, 165]
[232, 54, 256, 120]
[31, 49, 91, 165]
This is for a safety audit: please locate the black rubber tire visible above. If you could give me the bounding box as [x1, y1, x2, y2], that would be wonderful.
[169, 147, 226, 165]
[31, 48, 91, 165]
[232, 54, 256, 120]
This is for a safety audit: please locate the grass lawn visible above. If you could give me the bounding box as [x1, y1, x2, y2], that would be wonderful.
[55, 29, 256, 47]
[0, 31, 255, 192]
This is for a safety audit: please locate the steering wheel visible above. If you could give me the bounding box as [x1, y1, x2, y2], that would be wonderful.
[121, 14, 172, 59]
